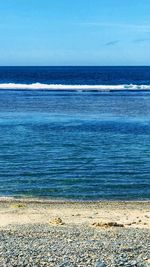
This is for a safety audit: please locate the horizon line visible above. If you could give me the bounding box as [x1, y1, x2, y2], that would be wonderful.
[0, 65, 150, 67]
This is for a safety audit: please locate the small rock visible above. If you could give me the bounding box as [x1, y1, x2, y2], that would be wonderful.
[49, 217, 64, 225]
[95, 260, 106, 267]
[130, 260, 137, 266]
[92, 221, 124, 228]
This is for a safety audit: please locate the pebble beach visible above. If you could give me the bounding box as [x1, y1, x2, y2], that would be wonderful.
[0, 200, 149, 267]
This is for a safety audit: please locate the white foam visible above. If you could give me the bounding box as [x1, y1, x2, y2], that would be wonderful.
[0, 83, 150, 90]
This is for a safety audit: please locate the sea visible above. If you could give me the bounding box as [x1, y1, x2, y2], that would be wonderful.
[0, 66, 150, 200]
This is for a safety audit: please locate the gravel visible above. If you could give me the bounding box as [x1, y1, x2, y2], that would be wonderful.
[0, 224, 149, 267]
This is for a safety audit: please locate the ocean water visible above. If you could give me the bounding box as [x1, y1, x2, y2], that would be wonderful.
[0, 66, 150, 200]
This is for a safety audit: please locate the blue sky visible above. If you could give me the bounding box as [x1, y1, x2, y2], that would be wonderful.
[0, 0, 150, 65]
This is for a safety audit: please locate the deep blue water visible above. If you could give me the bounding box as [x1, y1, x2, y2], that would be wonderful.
[0, 66, 150, 200]
[1, 66, 150, 85]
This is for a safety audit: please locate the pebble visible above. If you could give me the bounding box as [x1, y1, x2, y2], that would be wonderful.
[95, 260, 106, 267]
[0, 224, 149, 267]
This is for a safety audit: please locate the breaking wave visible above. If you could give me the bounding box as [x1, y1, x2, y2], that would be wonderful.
[0, 83, 150, 90]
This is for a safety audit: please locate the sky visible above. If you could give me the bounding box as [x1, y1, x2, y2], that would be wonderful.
[0, 0, 150, 66]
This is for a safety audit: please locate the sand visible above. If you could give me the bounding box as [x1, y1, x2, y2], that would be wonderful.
[0, 198, 149, 229]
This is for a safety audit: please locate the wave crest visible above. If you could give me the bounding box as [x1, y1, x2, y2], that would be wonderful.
[0, 83, 150, 90]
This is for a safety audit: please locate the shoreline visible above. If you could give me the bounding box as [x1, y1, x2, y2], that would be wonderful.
[0, 196, 150, 204]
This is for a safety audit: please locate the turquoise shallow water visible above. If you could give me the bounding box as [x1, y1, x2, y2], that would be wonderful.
[0, 89, 150, 200]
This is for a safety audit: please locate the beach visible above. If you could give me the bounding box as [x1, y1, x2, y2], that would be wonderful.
[0, 0, 150, 263]
[0, 199, 150, 266]
[0, 68, 150, 266]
